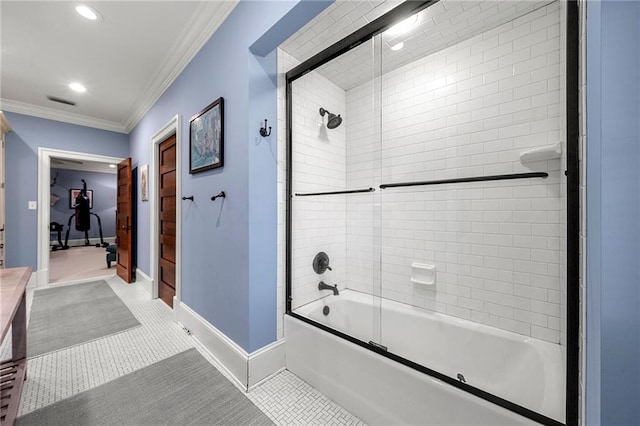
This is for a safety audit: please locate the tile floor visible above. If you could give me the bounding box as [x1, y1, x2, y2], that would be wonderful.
[1, 276, 365, 425]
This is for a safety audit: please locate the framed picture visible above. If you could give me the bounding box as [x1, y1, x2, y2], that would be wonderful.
[69, 189, 93, 209]
[189, 97, 224, 174]
[140, 164, 149, 201]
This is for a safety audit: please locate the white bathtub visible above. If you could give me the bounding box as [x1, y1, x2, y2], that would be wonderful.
[286, 289, 564, 425]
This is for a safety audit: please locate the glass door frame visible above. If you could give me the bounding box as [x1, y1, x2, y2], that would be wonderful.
[284, 1, 580, 424]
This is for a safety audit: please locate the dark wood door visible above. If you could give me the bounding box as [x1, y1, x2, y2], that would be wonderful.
[158, 136, 176, 307]
[116, 157, 133, 283]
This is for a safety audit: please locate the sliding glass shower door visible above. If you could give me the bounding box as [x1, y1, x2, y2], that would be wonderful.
[286, 0, 572, 423]
[288, 35, 383, 347]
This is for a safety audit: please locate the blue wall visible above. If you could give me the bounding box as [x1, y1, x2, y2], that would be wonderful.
[129, 0, 331, 352]
[4, 112, 129, 269]
[586, 1, 640, 424]
[50, 168, 116, 241]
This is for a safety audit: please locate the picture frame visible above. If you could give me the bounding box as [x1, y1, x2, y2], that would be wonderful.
[140, 164, 149, 201]
[189, 97, 224, 174]
[69, 189, 93, 209]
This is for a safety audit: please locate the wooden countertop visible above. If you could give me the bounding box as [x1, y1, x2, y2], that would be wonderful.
[0, 266, 32, 343]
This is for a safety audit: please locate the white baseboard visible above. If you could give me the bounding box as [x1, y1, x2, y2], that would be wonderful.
[248, 339, 286, 390]
[50, 237, 116, 247]
[35, 269, 47, 288]
[28, 271, 39, 289]
[175, 300, 285, 390]
[136, 269, 153, 297]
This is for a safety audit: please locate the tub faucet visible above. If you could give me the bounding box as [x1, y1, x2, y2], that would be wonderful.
[318, 281, 339, 296]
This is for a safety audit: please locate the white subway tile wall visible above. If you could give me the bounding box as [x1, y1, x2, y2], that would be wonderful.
[281, 1, 566, 345]
[289, 60, 349, 310]
[343, 2, 565, 343]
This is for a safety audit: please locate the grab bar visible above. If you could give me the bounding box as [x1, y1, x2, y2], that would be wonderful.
[295, 187, 375, 197]
[379, 172, 548, 189]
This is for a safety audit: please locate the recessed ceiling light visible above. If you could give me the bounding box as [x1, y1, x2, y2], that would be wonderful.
[69, 82, 87, 93]
[390, 42, 404, 51]
[387, 14, 418, 36]
[109, 164, 116, 168]
[75, 4, 100, 21]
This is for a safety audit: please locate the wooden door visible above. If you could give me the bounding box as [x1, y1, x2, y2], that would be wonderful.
[158, 136, 176, 307]
[116, 157, 134, 283]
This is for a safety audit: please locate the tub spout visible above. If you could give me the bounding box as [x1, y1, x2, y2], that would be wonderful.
[318, 281, 339, 296]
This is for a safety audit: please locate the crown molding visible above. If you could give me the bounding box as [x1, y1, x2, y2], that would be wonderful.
[122, 1, 238, 133]
[0, 99, 127, 133]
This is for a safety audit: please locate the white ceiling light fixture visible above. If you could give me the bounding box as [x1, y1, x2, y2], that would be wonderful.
[69, 82, 87, 93]
[386, 14, 418, 36]
[75, 4, 101, 21]
[109, 164, 116, 168]
[390, 42, 404, 51]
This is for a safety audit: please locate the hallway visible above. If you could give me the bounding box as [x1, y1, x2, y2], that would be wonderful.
[1, 277, 364, 425]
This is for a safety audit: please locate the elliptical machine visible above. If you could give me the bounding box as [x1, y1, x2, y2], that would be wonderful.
[63, 179, 110, 248]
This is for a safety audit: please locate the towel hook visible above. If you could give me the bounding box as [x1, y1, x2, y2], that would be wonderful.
[211, 191, 226, 201]
[181, 196, 194, 201]
[259, 119, 272, 137]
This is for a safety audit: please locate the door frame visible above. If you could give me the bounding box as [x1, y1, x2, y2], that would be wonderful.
[150, 115, 182, 307]
[37, 147, 124, 287]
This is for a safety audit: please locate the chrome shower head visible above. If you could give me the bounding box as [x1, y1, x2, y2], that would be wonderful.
[319, 107, 342, 129]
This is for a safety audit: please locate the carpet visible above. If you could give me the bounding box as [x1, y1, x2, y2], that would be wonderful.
[17, 348, 274, 426]
[49, 245, 116, 284]
[27, 280, 140, 358]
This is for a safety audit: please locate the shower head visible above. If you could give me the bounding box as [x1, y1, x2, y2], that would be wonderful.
[319, 107, 342, 129]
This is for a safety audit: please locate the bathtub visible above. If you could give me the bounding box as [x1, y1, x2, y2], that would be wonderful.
[286, 289, 564, 425]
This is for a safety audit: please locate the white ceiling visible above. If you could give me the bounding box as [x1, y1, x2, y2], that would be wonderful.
[0, 1, 237, 133]
[51, 157, 117, 174]
[281, 0, 554, 91]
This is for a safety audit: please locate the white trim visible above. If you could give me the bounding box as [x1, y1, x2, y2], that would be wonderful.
[150, 115, 181, 306]
[247, 340, 286, 390]
[27, 272, 39, 289]
[136, 268, 154, 297]
[175, 300, 248, 389]
[175, 300, 286, 390]
[122, 2, 238, 133]
[38, 148, 124, 287]
[3, 99, 126, 133]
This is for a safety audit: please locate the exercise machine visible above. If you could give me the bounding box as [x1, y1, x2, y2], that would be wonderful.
[62, 179, 110, 249]
[50, 221, 68, 251]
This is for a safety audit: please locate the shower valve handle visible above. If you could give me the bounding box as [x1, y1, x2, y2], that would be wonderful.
[313, 252, 332, 274]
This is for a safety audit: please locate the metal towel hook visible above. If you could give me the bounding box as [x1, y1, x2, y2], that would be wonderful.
[211, 191, 226, 201]
[259, 119, 271, 137]
[181, 196, 194, 201]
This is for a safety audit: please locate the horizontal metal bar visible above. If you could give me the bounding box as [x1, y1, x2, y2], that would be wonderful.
[379, 172, 548, 189]
[295, 187, 375, 197]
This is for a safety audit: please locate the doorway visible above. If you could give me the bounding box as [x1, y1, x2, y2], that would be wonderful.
[38, 148, 124, 287]
[48, 159, 118, 283]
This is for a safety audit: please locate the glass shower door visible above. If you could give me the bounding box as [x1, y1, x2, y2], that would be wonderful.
[289, 36, 383, 347]
[375, 2, 566, 422]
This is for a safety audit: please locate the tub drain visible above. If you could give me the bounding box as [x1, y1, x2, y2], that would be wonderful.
[323, 306, 330, 316]
[457, 373, 466, 383]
